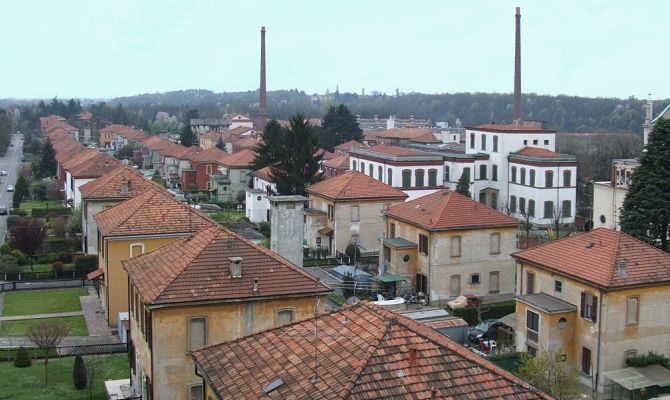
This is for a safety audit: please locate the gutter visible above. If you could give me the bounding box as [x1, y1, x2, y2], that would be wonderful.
[594, 287, 604, 395]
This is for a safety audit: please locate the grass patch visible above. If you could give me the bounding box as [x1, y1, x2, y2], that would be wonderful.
[17, 263, 75, 274]
[18, 200, 62, 211]
[0, 316, 88, 336]
[210, 211, 246, 223]
[327, 294, 345, 307]
[2, 288, 86, 316]
[0, 353, 129, 400]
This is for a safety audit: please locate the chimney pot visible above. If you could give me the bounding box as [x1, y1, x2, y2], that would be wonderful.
[409, 346, 417, 366]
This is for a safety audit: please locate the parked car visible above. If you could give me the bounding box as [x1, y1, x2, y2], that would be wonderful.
[468, 319, 502, 343]
[0, 207, 7, 215]
[0, 171, 7, 176]
[6, 185, 14, 192]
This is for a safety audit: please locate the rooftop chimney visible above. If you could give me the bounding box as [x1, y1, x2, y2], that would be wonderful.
[229, 256, 242, 278]
[258, 26, 268, 131]
[513, 7, 522, 123]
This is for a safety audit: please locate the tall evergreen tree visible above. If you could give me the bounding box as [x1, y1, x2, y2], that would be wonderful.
[620, 118, 670, 251]
[318, 104, 363, 150]
[0, 109, 12, 156]
[270, 114, 322, 195]
[38, 138, 57, 178]
[180, 109, 199, 147]
[13, 175, 30, 208]
[252, 119, 283, 170]
[455, 171, 471, 198]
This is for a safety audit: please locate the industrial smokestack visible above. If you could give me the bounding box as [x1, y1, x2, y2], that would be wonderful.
[513, 7, 522, 123]
[259, 26, 268, 130]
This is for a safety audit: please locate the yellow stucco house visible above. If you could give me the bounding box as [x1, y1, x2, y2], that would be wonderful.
[94, 188, 216, 326]
[123, 225, 331, 400]
[381, 189, 519, 302]
[512, 228, 670, 394]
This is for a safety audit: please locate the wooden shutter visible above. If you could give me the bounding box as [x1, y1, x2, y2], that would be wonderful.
[580, 292, 585, 318]
[592, 296, 598, 322]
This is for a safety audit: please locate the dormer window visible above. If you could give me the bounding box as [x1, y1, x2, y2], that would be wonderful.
[229, 257, 242, 278]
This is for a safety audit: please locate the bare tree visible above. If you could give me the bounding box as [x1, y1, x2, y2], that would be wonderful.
[519, 211, 534, 249]
[27, 320, 69, 384]
[86, 355, 105, 400]
[552, 208, 565, 240]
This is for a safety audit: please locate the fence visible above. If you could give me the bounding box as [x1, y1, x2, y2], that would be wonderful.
[0, 269, 92, 282]
[0, 342, 128, 362]
[0, 279, 91, 293]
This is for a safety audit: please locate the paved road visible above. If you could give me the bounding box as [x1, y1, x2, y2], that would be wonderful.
[0, 133, 23, 242]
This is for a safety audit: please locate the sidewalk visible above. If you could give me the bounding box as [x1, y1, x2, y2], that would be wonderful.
[81, 286, 113, 336]
[0, 311, 82, 321]
[0, 335, 120, 347]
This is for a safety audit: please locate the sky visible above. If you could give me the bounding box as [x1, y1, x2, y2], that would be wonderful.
[0, 0, 667, 100]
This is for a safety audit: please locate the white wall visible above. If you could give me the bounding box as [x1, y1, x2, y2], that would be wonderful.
[592, 182, 627, 230]
[246, 190, 270, 223]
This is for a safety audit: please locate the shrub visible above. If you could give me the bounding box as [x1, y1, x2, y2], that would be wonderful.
[51, 261, 64, 272]
[345, 243, 361, 264]
[258, 222, 271, 237]
[51, 216, 68, 238]
[74, 254, 98, 272]
[9, 208, 27, 216]
[31, 207, 71, 218]
[43, 238, 68, 253]
[10, 249, 27, 266]
[73, 355, 87, 389]
[0, 255, 20, 273]
[626, 351, 670, 368]
[36, 252, 60, 264]
[30, 180, 47, 200]
[0, 243, 11, 255]
[57, 252, 73, 263]
[6, 215, 20, 231]
[13, 347, 32, 368]
[450, 300, 516, 325]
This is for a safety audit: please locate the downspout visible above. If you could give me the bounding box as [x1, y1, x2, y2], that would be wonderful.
[594, 288, 604, 396]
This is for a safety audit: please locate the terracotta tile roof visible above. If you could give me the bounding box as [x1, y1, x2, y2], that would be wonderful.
[220, 149, 256, 168]
[61, 149, 99, 170]
[227, 126, 254, 135]
[77, 111, 93, 121]
[513, 147, 567, 158]
[468, 123, 556, 133]
[100, 124, 147, 140]
[374, 128, 440, 143]
[69, 153, 121, 178]
[141, 135, 173, 150]
[323, 154, 350, 169]
[307, 171, 407, 201]
[233, 136, 261, 150]
[315, 148, 336, 161]
[95, 188, 216, 237]
[184, 147, 228, 163]
[363, 144, 431, 157]
[123, 225, 330, 305]
[54, 141, 83, 163]
[192, 302, 551, 400]
[252, 166, 273, 183]
[422, 317, 469, 329]
[386, 189, 519, 231]
[513, 228, 670, 289]
[159, 144, 191, 158]
[80, 165, 164, 200]
[202, 131, 237, 142]
[225, 113, 252, 121]
[334, 140, 366, 153]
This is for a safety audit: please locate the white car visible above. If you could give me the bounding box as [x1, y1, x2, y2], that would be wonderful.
[6, 185, 14, 192]
[0, 171, 6, 176]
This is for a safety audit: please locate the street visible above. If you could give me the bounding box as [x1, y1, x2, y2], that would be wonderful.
[0, 134, 23, 242]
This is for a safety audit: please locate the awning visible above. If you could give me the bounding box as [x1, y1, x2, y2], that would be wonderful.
[372, 273, 408, 283]
[86, 268, 104, 280]
[318, 227, 334, 236]
[498, 312, 517, 328]
[604, 365, 670, 391]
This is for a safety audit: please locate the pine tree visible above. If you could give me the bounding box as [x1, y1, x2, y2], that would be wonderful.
[319, 104, 362, 150]
[13, 346, 32, 368]
[73, 355, 87, 389]
[455, 171, 471, 198]
[620, 118, 670, 251]
[252, 119, 283, 170]
[180, 124, 195, 147]
[38, 138, 57, 178]
[13, 176, 30, 208]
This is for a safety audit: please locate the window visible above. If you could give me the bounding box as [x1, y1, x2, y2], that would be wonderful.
[188, 317, 207, 352]
[444, 165, 450, 181]
[527, 310, 539, 332]
[558, 318, 567, 329]
[527, 344, 537, 357]
[562, 200, 572, 218]
[419, 234, 428, 255]
[481, 134, 487, 150]
[360, 162, 365, 172]
[479, 165, 487, 180]
[470, 132, 475, 149]
[402, 169, 412, 187]
[316, 237, 321, 246]
[352, 160, 357, 170]
[528, 200, 535, 217]
[533, 139, 538, 145]
[545, 171, 554, 188]
[624, 350, 638, 367]
[351, 205, 360, 222]
[387, 168, 393, 186]
[544, 201, 554, 219]
[415, 169, 425, 187]
[206, 164, 212, 175]
[510, 196, 517, 212]
[130, 243, 144, 258]
[526, 272, 535, 294]
[490, 233, 501, 254]
[383, 246, 391, 262]
[519, 197, 526, 215]
[450, 236, 461, 257]
[276, 309, 294, 326]
[489, 271, 499, 293]
[493, 136, 499, 152]
[470, 273, 481, 284]
[580, 292, 598, 322]
[428, 169, 437, 186]
[492, 165, 498, 181]
[189, 384, 203, 400]
[520, 168, 526, 185]
[462, 167, 471, 182]
[626, 296, 639, 325]
[582, 347, 592, 375]
[378, 166, 383, 181]
[555, 280, 563, 293]
[544, 139, 549, 145]
[563, 170, 571, 187]
[327, 205, 334, 221]
[511, 166, 517, 183]
[389, 223, 396, 238]
[479, 192, 487, 205]
[523, 139, 528, 145]
[450, 275, 461, 296]
[529, 169, 535, 187]
[368, 164, 373, 177]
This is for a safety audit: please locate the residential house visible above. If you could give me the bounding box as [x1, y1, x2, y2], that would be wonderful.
[79, 166, 163, 254]
[232, 135, 261, 153]
[382, 189, 519, 302]
[210, 149, 255, 202]
[77, 111, 93, 143]
[99, 124, 147, 149]
[322, 153, 350, 178]
[226, 113, 254, 129]
[192, 301, 551, 400]
[94, 188, 216, 325]
[64, 152, 121, 208]
[158, 145, 197, 189]
[305, 171, 407, 256]
[181, 147, 229, 192]
[333, 139, 366, 154]
[246, 166, 276, 223]
[124, 225, 331, 400]
[190, 117, 231, 136]
[198, 131, 237, 151]
[513, 228, 670, 392]
[139, 135, 174, 169]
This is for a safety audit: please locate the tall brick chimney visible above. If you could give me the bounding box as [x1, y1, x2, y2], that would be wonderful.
[513, 7, 522, 123]
[258, 26, 268, 130]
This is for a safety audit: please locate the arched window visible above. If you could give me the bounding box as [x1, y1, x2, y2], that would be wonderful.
[428, 169, 438, 186]
[378, 165, 383, 181]
[529, 169, 536, 187]
[387, 168, 393, 186]
[520, 168, 526, 185]
[545, 171, 554, 188]
[511, 166, 517, 183]
[415, 169, 425, 187]
[563, 170, 572, 187]
[402, 169, 412, 187]
[444, 165, 450, 181]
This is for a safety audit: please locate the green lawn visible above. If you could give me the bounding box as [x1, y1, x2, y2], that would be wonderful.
[210, 210, 246, 223]
[0, 316, 88, 336]
[2, 288, 87, 316]
[17, 263, 75, 274]
[0, 354, 129, 400]
[18, 200, 62, 210]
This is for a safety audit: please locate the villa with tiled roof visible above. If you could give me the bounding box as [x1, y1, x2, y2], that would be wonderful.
[192, 301, 551, 400]
[512, 228, 670, 393]
[210, 149, 255, 202]
[382, 189, 519, 301]
[305, 171, 407, 256]
[124, 225, 331, 400]
[322, 153, 350, 177]
[65, 152, 121, 208]
[93, 188, 217, 325]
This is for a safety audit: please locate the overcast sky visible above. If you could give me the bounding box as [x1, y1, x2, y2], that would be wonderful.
[1, 0, 666, 100]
